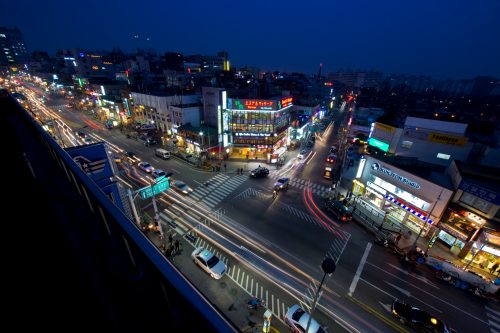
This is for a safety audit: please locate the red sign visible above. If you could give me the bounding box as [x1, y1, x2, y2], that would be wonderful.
[280, 97, 293, 108]
[243, 100, 275, 110]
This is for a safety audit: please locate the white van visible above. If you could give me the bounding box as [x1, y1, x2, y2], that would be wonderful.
[155, 148, 171, 160]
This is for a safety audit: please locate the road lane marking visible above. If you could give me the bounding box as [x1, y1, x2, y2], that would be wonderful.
[383, 281, 442, 313]
[348, 296, 409, 333]
[488, 316, 500, 329]
[360, 277, 398, 298]
[487, 306, 500, 317]
[276, 298, 280, 319]
[386, 263, 440, 289]
[348, 242, 372, 296]
[367, 263, 489, 324]
[306, 151, 317, 165]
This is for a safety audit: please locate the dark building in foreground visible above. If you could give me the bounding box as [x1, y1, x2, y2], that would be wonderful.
[0, 26, 29, 66]
[0, 89, 238, 332]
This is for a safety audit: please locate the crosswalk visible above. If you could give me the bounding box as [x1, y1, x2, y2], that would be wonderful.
[486, 305, 500, 333]
[191, 174, 247, 208]
[269, 171, 330, 196]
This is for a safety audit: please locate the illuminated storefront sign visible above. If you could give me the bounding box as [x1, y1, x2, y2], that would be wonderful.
[231, 99, 276, 110]
[368, 138, 389, 152]
[371, 163, 421, 189]
[428, 133, 467, 146]
[279, 97, 293, 109]
[235, 132, 272, 137]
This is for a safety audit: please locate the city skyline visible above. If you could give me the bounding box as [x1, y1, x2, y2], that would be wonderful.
[2, 0, 500, 79]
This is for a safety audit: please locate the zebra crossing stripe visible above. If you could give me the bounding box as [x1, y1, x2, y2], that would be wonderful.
[218, 188, 232, 195]
[202, 198, 218, 206]
[209, 191, 226, 200]
[204, 196, 220, 205]
[487, 307, 500, 317]
[191, 192, 203, 199]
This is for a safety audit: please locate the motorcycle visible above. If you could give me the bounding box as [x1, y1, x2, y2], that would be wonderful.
[247, 297, 265, 310]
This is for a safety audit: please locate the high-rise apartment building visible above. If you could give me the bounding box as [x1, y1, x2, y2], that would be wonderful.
[0, 26, 29, 66]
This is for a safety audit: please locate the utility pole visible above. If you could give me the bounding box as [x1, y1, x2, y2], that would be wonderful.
[305, 258, 336, 333]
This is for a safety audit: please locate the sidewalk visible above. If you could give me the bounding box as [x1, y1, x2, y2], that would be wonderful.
[142, 225, 289, 332]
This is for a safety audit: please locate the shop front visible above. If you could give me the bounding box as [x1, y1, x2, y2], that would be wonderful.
[351, 156, 453, 236]
[462, 231, 500, 276]
[436, 204, 485, 255]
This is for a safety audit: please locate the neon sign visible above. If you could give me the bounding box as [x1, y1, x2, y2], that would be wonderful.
[279, 97, 293, 109]
[230, 98, 276, 111]
[371, 163, 420, 189]
[235, 132, 271, 137]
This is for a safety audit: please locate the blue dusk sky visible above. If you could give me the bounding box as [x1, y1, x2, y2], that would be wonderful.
[2, 0, 499, 79]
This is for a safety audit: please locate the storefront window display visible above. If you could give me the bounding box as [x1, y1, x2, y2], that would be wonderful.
[463, 249, 498, 274]
[437, 230, 465, 255]
[364, 187, 384, 208]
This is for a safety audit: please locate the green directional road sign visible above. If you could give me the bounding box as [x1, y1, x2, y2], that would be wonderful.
[139, 179, 170, 200]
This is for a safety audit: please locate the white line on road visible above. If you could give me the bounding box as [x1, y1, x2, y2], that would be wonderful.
[152, 158, 160, 163]
[348, 242, 372, 296]
[360, 278, 398, 299]
[384, 281, 442, 313]
[487, 306, 500, 317]
[193, 180, 203, 185]
[171, 168, 180, 173]
[306, 151, 317, 165]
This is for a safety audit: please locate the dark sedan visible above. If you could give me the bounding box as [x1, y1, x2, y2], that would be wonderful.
[250, 167, 269, 178]
[391, 299, 457, 333]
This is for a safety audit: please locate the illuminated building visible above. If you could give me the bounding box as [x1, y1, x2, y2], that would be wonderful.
[224, 97, 293, 163]
[0, 26, 29, 66]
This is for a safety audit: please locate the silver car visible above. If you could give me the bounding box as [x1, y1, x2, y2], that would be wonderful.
[191, 247, 226, 280]
[173, 180, 193, 194]
[138, 161, 154, 173]
[284, 304, 325, 333]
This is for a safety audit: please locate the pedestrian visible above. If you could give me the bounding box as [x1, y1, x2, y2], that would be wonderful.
[224, 163, 227, 172]
[395, 233, 402, 245]
[174, 239, 181, 254]
[165, 245, 174, 260]
[168, 233, 173, 245]
[490, 262, 499, 274]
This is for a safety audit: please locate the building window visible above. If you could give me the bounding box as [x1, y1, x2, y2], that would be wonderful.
[401, 140, 413, 149]
[459, 192, 491, 213]
[437, 153, 450, 160]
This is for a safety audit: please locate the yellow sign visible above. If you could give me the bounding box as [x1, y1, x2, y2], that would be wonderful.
[375, 123, 395, 133]
[428, 133, 467, 146]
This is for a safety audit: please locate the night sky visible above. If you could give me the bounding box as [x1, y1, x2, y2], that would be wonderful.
[2, 0, 499, 79]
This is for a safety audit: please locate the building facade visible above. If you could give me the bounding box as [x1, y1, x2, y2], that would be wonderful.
[368, 117, 474, 167]
[439, 161, 500, 273]
[352, 156, 453, 237]
[225, 97, 293, 162]
[131, 92, 201, 134]
[0, 26, 29, 66]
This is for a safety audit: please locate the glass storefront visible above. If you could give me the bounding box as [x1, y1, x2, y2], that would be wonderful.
[437, 230, 465, 255]
[364, 187, 384, 208]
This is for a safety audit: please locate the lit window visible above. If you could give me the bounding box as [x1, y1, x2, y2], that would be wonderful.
[437, 153, 450, 160]
[401, 140, 413, 149]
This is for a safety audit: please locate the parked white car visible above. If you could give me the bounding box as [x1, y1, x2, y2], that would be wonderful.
[191, 247, 226, 279]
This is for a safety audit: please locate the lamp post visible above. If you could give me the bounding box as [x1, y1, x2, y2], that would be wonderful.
[305, 257, 336, 333]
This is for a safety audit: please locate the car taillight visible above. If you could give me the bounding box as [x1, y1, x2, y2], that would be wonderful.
[342, 216, 346, 221]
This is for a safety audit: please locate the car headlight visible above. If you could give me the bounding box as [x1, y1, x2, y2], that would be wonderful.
[392, 309, 398, 316]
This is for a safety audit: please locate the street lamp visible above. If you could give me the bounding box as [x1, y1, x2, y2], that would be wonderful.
[305, 257, 336, 333]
